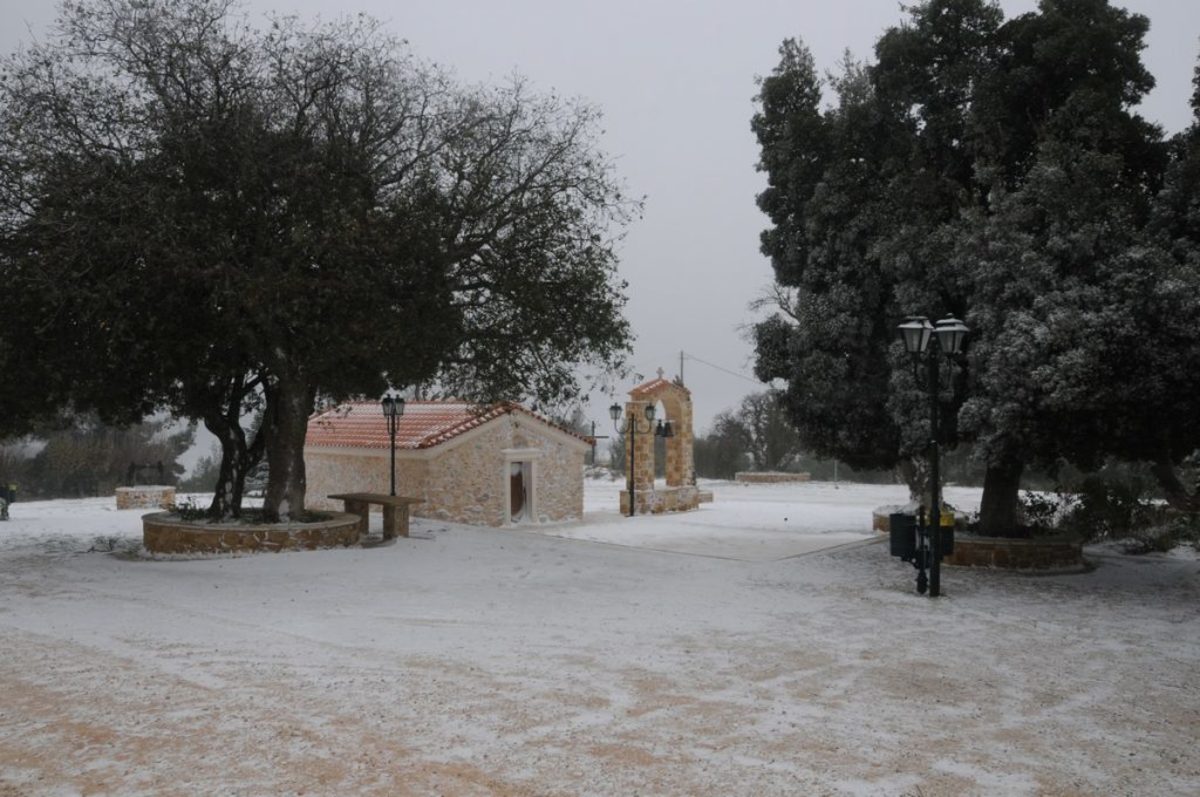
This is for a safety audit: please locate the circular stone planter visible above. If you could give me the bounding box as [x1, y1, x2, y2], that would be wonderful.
[116, 485, 176, 510]
[944, 534, 1084, 570]
[143, 511, 361, 554]
[873, 507, 1084, 571]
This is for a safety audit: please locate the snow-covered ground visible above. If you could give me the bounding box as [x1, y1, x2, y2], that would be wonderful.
[561, 477, 984, 560]
[0, 481, 1197, 796]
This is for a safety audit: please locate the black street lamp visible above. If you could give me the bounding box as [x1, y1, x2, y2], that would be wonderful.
[897, 315, 969, 597]
[609, 402, 674, 517]
[380, 393, 406, 496]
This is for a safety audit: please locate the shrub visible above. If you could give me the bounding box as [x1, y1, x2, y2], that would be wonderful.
[1057, 470, 1158, 542]
[168, 497, 330, 524]
[1121, 513, 1200, 554]
[169, 498, 210, 521]
[1019, 491, 1068, 537]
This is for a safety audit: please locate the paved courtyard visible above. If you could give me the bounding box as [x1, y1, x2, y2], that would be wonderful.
[0, 481, 1196, 796]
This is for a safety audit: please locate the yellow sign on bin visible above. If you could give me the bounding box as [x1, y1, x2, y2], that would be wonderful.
[940, 511, 955, 527]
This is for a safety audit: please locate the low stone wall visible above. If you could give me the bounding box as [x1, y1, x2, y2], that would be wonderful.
[735, 472, 811, 484]
[620, 485, 701, 515]
[944, 535, 1084, 570]
[143, 511, 361, 554]
[116, 485, 176, 510]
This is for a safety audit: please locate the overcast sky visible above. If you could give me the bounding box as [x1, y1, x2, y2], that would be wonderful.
[3, 1, 1198, 435]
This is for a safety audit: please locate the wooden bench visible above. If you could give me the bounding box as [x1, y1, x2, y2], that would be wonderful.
[327, 493, 422, 540]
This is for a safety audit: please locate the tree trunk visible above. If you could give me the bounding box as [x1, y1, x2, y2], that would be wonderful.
[206, 415, 247, 520]
[1149, 457, 1200, 513]
[897, 457, 930, 504]
[261, 376, 316, 522]
[204, 407, 267, 520]
[978, 458, 1024, 537]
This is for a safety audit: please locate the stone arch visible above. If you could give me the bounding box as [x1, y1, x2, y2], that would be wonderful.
[620, 371, 699, 515]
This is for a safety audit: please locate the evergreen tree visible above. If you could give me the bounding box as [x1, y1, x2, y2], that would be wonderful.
[953, 0, 1170, 533]
[753, 0, 1182, 535]
[752, 47, 906, 476]
[1081, 51, 1200, 512]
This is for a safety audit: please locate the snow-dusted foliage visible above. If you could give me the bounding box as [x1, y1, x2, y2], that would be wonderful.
[752, 0, 1200, 534]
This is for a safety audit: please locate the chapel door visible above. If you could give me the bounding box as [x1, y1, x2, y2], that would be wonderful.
[509, 463, 526, 521]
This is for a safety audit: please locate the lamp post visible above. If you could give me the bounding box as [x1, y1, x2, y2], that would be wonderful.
[380, 393, 406, 496]
[897, 315, 969, 597]
[609, 402, 675, 517]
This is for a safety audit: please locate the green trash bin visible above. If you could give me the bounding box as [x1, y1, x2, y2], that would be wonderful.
[889, 513, 917, 560]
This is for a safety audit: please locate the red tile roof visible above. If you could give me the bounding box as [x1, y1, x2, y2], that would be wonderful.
[629, 377, 690, 398]
[305, 400, 589, 451]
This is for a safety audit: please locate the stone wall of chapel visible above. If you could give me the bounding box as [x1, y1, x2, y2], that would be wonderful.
[424, 422, 510, 526]
[305, 452, 429, 512]
[426, 418, 587, 526]
[306, 416, 585, 527]
[521, 425, 585, 523]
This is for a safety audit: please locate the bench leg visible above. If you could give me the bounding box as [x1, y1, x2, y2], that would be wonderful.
[382, 505, 409, 540]
[343, 500, 370, 536]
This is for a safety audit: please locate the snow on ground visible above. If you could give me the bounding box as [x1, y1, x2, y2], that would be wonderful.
[551, 478, 984, 561]
[0, 481, 1197, 796]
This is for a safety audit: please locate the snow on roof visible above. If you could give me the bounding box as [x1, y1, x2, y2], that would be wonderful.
[305, 400, 589, 451]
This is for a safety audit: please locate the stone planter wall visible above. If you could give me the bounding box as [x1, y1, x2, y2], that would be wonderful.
[116, 485, 176, 510]
[735, 472, 811, 484]
[944, 535, 1084, 570]
[874, 508, 1081, 570]
[143, 511, 361, 554]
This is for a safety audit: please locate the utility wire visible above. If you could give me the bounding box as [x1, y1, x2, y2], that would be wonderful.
[681, 352, 763, 385]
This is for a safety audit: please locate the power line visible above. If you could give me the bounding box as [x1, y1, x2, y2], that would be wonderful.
[681, 352, 762, 385]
